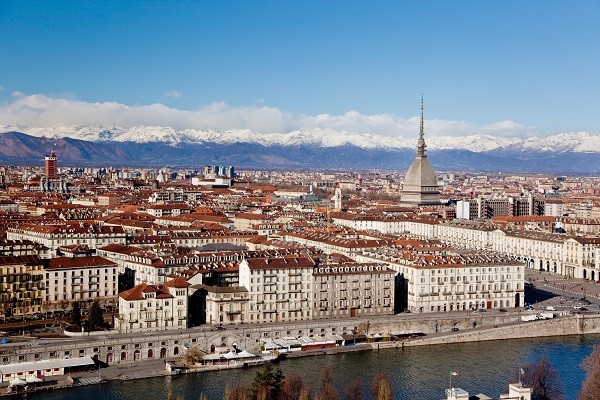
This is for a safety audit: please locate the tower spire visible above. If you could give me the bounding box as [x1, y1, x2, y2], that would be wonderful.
[417, 95, 427, 158]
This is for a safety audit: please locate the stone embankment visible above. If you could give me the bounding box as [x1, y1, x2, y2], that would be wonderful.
[2, 313, 599, 397]
[372, 313, 600, 349]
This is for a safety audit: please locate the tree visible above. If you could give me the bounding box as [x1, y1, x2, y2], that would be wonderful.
[59, 299, 70, 314]
[279, 372, 306, 400]
[518, 356, 564, 400]
[224, 383, 250, 400]
[251, 363, 284, 400]
[184, 347, 203, 366]
[371, 374, 393, 400]
[88, 301, 104, 329]
[578, 344, 600, 400]
[317, 365, 339, 400]
[71, 301, 81, 327]
[343, 379, 363, 400]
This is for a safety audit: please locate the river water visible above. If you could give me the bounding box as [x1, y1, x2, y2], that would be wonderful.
[25, 334, 600, 400]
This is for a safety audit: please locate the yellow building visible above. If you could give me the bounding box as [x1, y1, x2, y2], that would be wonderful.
[0, 255, 46, 319]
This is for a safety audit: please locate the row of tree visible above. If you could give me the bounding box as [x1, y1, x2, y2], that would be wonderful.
[196, 364, 394, 400]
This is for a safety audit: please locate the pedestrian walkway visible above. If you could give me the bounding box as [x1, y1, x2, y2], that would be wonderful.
[77, 376, 102, 385]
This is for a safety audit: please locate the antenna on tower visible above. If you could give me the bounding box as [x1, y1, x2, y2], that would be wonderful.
[417, 95, 427, 158]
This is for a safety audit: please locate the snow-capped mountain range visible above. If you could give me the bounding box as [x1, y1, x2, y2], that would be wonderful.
[1, 124, 599, 153]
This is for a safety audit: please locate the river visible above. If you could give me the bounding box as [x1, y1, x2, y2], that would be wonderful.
[24, 334, 600, 400]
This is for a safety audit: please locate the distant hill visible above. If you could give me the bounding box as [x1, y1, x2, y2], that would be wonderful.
[0, 129, 599, 173]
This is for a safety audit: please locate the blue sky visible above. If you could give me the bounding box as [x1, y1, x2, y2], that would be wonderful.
[0, 0, 599, 137]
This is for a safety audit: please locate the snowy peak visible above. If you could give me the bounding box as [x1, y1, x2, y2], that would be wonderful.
[0, 125, 599, 153]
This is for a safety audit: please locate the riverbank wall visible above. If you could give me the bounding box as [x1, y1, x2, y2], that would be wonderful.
[2, 312, 600, 369]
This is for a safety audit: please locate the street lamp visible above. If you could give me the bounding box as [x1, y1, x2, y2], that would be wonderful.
[450, 371, 458, 390]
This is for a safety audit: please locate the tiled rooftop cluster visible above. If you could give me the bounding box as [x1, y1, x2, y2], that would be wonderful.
[0, 159, 598, 326]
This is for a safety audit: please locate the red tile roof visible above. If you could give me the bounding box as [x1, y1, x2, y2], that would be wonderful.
[48, 256, 117, 269]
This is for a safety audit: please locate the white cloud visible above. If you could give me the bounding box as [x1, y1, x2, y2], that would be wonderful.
[165, 90, 182, 98]
[0, 93, 539, 138]
[0, 86, 4, 92]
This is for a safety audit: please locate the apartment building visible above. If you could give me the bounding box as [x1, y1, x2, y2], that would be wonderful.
[45, 256, 118, 311]
[191, 285, 249, 325]
[356, 248, 524, 313]
[145, 204, 193, 218]
[0, 255, 45, 318]
[239, 255, 315, 323]
[312, 261, 395, 319]
[114, 277, 190, 333]
[404, 254, 525, 313]
[6, 223, 127, 256]
[233, 213, 273, 231]
[283, 231, 394, 257]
